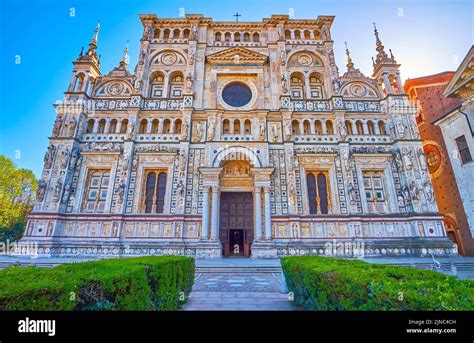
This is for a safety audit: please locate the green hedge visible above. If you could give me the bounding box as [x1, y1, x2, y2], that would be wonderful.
[0, 256, 195, 311]
[281, 256, 474, 311]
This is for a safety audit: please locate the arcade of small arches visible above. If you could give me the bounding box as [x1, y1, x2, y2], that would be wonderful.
[289, 118, 388, 136]
[154, 28, 191, 41]
[289, 72, 325, 99]
[84, 117, 184, 136]
[214, 31, 260, 43]
[148, 71, 185, 98]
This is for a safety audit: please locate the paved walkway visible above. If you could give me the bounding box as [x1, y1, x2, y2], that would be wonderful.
[182, 258, 295, 311]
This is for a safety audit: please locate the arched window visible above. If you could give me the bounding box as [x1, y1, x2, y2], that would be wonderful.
[243, 32, 250, 42]
[378, 120, 386, 135]
[109, 119, 117, 134]
[304, 30, 311, 40]
[315, 120, 322, 135]
[306, 172, 330, 214]
[244, 119, 251, 134]
[284, 30, 291, 40]
[183, 29, 190, 39]
[224, 32, 231, 42]
[215, 32, 222, 41]
[143, 171, 167, 214]
[150, 72, 164, 98]
[86, 119, 95, 133]
[292, 120, 300, 135]
[120, 119, 128, 134]
[163, 119, 171, 134]
[154, 29, 161, 39]
[326, 121, 334, 135]
[294, 30, 301, 40]
[163, 29, 170, 40]
[169, 72, 184, 98]
[173, 29, 180, 39]
[73, 73, 85, 92]
[389, 75, 399, 94]
[309, 73, 323, 99]
[290, 73, 305, 99]
[97, 119, 106, 134]
[222, 119, 230, 134]
[234, 119, 241, 134]
[234, 32, 241, 42]
[367, 121, 375, 135]
[303, 120, 311, 135]
[356, 120, 364, 135]
[139, 119, 147, 134]
[345, 120, 353, 135]
[252, 33, 259, 42]
[174, 119, 182, 134]
[151, 119, 159, 133]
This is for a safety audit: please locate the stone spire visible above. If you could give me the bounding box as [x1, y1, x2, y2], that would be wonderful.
[86, 22, 100, 57]
[372, 23, 397, 67]
[119, 41, 129, 69]
[342, 41, 366, 79]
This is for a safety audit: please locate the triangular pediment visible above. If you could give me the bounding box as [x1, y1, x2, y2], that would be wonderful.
[206, 47, 268, 66]
[443, 46, 474, 100]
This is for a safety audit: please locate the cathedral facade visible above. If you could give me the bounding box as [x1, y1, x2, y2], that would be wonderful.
[19, 14, 457, 258]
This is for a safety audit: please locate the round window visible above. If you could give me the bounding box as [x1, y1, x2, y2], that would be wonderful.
[222, 82, 252, 108]
[423, 144, 442, 173]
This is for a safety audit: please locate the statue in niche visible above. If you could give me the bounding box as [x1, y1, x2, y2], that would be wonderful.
[423, 180, 435, 204]
[117, 180, 126, 204]
[207, 117, 215, 141]
[396, 119, 406, 138]
[409, 181, 420, 203]
[185, 72, 193, 93]
[188, 47, 195, 65]
[321, 24, 331, 41]
[175, 149, 187, 180]
[53, 179, 62, 202]
[291, 223, 299, 239]
[68, 118, 76, 137]
[281, 72, 288, 94]
[52, 115, 63, 137]
[127, 119, 135, 140]
[259, 122, 266, 140]
[44, 145, 56, 169]
[418, 149, 428, 171]
[338, 120, 347, 140]
[271, 123, 279, 142]
[284, 120, 292, 140]
[61, 184, 71, 204]
[402, 148, 413, 171]
[36, 180, 46, 202]
[277, 24, 284, 40]
[347, 180, 356, 204]
[280, 50, 286, 65]
[190, 24, 198, 40]
[394, 150, 403, 171]
[181, 120, 189, 140]
[192, 122, 204, 142]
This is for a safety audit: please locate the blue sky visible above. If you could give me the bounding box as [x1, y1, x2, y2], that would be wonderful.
[0, 0, 472, 177]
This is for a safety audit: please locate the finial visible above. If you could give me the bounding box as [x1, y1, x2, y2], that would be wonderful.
[78, 46, 84, 57]
[373, 22, 382, 47]
[371, 56, 375, 67]
[389, 48, 395, 61]
[86, 21, 101, 56]
[119, 40, 129, 69]
[344, 41, 354, 70]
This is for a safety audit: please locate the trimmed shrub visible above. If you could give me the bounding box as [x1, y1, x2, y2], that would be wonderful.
[281, 256, 474, 311]
[0, 256, 195, 311]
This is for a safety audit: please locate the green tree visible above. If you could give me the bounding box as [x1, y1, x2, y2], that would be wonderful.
[0, 155, 37, 229]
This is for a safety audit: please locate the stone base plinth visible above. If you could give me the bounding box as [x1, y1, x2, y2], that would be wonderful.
[251, 241, 278, 259]
[195, 240, 222, 259]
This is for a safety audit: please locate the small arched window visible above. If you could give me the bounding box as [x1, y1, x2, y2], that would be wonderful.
[244, 119, 251, 134]
[86, 119, 95, 134]
[345, 120, 353, 135]
[139, 119, 147, 134]
[367, 121, 375, 135]
[215, 32, 222, 42]
[163, 29, 170, 40]
[356, 120, 364, 135]
[304, 30, 311, 40]
[303, 120, 311, 135]
[97, 119, 106, 134]
[234, 119, 240, 134]
[224, 32, 231, 42]
[183, 29, 190, 39]
[292, 120, 300, 135]
[252, 33, 259, 42]
[315, 120, 323, 135]
[243, 32, 250, 42]
[143, 171, 167, 214]
[309, 73, 323, 99]
[151, 119, 159, 133]
[234, 32, 241, 42]
[284, 30, 291, 40]
[173, 29, 181, 39]
[174, 119, 182, 134]
[109, 119, 117, 134]
[120, 119, 128, 134]
[326, 121, 334, 135]
[294, 30, 301, 40]
[163, 119, 171, 134]
[378, 120, 387, 135]
[222, 119, 230, 134]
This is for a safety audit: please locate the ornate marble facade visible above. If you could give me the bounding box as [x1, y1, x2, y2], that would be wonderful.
[18, 14, 456, 258]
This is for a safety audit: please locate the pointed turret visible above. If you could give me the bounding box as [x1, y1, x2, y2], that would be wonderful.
[86, 22, 100, 57]
[371, 23, 403, 95]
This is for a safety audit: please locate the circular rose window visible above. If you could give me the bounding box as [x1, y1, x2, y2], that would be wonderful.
[423, 144, 442, 173]
[222, 82, 252, 108]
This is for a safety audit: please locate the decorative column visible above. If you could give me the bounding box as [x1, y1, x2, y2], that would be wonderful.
[201, 186, 210, 239]
[210, 186, 220, 240]
[254, 187, 263, 240]
[264, 186, 272, 240]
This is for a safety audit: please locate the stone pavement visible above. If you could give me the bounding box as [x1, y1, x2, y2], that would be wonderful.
[182, 258, 295, 311]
